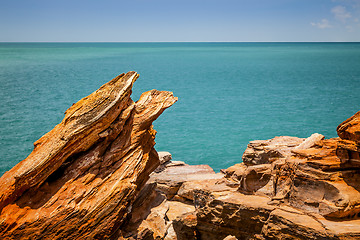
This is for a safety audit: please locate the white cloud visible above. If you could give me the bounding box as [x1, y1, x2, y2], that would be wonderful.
[311, 19, 332, 29]
[331, 5, 352, 23]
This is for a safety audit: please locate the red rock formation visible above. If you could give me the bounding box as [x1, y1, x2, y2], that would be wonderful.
[0, 72, 177, 239]
[162, 112, 360, 240]
[185, 111, 360, 239]
[1, 71, 360, 240]
[337, 110, 360, 143]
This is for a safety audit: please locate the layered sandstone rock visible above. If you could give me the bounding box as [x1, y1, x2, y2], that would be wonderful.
[1, 71, 360, 240]
[175, 111, 360, 240]
[0, 72, 177, 239]
[242, 134, 325, 166]
[118, 155, 228, 239]
[337, 110, 360, 143]
[145, 111, 360, 240]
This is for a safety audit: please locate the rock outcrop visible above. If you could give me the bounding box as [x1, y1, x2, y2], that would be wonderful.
[0, 72, 177, 239]
[122, 112, 360, 240]
[118, 154, 226, 239]
[1, 71, 360, 240]
[171, 111, 360, 240]
[337, 111, 360, 143]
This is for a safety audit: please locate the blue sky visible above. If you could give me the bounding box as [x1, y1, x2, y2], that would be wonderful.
[1, 0, 360, 42]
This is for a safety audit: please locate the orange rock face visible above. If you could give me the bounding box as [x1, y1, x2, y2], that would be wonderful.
[337, 111, 360, 143]
[165, 111, 360, 240]
[116, 110, 360, 240]
[0, 72, 177, 239]
[1, 71, 360, 240]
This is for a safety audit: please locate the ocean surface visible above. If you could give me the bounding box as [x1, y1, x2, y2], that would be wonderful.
[1, 42, 360, 175]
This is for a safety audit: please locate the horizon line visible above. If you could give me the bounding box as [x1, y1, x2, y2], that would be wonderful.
[1, 41, 360, 43]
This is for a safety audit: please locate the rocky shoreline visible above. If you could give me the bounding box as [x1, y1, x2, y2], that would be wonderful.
[0, 71, 360, 239]
[122, 129, 360, 240]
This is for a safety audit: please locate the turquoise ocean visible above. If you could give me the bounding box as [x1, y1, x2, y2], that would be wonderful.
[1, 42, 360, 175]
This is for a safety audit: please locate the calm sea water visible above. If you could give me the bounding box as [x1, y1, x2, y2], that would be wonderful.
[1, 42, 360, 174]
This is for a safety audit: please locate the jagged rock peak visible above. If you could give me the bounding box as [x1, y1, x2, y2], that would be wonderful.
[0, 71, 177, 239]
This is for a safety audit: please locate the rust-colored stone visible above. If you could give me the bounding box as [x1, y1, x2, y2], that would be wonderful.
[0, 72, 177, 239]
[2, 71, 360, 240]
[337, 110, 360, 143]
[120, 110, 360, 239]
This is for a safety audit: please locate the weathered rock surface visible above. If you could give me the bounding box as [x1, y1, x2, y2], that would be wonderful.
[145, 111, 360, 240]
[242, 136, 306, 166]
[158, 151, 172, 165]
[2, 71, 360, 240]
[0, 72, 177, 239]
[186, 111, 360, 240]
[119, 157, 228, 239]
[337, 110, 360, 143]
[149, 162, 223, 200]
[295, 133, 325, 150]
